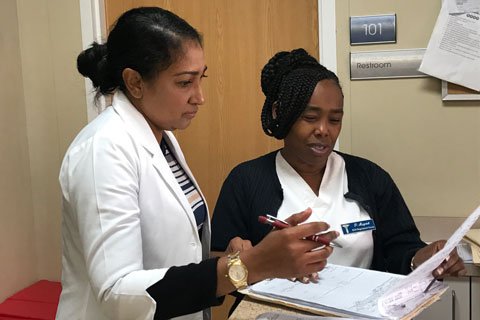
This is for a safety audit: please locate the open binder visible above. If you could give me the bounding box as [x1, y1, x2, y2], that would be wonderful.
[241, 264, 446, 320]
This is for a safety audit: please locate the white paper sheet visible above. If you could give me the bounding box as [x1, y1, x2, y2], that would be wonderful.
[457, 241, 473, 263]
[249, 264, 405, 319]
[419, 3, 480, 91]
[378, 205, 480, 319]
[249, 205, 480, 320]
[448, 0, 480, 14]
[255, 312, 356, 320]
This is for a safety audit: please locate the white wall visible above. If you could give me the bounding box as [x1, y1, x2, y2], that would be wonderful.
[336, 0, 480, 217]
[0, 0, 87, 301]
[0, 0, 37, 303]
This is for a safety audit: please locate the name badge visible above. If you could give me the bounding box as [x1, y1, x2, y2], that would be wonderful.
[341, 219, 376, 235]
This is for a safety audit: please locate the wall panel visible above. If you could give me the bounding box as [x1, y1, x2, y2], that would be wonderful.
[0, 0, 37, 302]
[336, 0, 480, 218]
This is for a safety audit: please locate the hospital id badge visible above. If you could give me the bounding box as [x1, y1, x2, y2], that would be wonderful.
[341, 219, 376, 235]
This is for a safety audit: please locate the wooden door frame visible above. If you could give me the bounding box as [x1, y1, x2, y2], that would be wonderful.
[318, 0, 337, 73]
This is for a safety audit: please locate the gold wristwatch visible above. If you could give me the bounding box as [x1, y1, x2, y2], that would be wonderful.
[226, 251, 248, 290]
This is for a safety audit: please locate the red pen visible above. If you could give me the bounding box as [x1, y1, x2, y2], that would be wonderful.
[258, 215, 342, 248]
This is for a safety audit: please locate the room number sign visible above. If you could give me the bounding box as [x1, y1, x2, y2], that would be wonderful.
[350, 14, 396, 45]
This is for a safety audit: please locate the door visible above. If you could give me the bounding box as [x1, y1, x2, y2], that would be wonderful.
[104, 1, 320, 318]
[104, 0, 318, 217]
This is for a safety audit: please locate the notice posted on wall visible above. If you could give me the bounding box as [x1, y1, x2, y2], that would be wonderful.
[419, 0, 480, 91]
[448, 0, 480, 14]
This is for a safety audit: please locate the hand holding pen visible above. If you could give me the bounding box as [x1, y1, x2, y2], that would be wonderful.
[258, 214, 342, 248]
[244, 208, 338, 283]
[257, 208, 340, 283]
[413, 240, 467, 293]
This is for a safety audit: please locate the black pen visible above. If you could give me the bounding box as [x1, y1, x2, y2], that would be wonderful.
[423, 278, 436, 293]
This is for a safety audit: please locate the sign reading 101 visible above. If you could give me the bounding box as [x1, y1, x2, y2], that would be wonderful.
[350, 14, 396, 45]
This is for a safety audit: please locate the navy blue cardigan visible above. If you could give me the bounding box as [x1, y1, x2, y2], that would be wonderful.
[211, 150, 426, 275]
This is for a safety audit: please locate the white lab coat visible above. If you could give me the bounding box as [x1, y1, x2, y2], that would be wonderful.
[56, 91, 210, 320]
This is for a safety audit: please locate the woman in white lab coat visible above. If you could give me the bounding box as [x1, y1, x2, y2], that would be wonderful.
[56, 7, 338, 320]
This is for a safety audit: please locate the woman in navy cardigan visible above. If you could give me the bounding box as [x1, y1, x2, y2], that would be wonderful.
[211, 49, 466, 283]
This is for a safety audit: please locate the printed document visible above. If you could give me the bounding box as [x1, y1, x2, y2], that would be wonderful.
[248, 264, 404, 319]
[448, 0, 480, 14]
[378, 205, 480, 318]
[419, 3, 480, 91]
[457, 241, 473, 263]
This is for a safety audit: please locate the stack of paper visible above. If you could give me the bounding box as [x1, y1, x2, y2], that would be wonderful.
[248, 264, 404, 319]
[255, 311, 356, 320]
[457, 241, 473, 263]
[245, 205, 480, 320]
[247, 264, 445, 320]
[378, 205, 480, 319]
[464, 229, 480, 265]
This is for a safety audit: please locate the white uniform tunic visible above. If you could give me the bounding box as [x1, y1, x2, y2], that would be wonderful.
[276, 151, 374, 268]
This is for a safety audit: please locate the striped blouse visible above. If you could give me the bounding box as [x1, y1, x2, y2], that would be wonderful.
[160, 139, 206, 234]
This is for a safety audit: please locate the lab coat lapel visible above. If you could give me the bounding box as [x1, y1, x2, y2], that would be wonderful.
[111, 92, 199, 236]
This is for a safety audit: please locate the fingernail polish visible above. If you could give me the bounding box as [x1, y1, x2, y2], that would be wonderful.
[435, 267, 444, 277]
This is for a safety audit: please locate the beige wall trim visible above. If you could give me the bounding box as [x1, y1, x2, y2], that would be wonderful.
[79, 0, 107, 122]
[318, 0, 337, 73]
[318, 0, 339, 150]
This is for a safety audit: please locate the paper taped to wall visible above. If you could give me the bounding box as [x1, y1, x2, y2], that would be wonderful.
[419, 3, 480, 91]
[447, 0, 480, 14]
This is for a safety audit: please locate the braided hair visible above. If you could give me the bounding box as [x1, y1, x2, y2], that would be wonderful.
[260, 48, 342, 139]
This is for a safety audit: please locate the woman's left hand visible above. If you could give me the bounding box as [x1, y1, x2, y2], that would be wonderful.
[225, 237, 252, 255]
[288, 272, 319, 284]
[413, 240, 467, 278]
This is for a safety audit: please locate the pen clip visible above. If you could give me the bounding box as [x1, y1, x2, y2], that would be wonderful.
[266, 214, 289, 225]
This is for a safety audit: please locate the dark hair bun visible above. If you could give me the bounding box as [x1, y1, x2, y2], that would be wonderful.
[261, 48, 318, 97]
[77, 42, 108, 89]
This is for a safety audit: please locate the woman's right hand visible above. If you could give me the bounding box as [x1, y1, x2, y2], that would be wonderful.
[242, 208, 338, 283]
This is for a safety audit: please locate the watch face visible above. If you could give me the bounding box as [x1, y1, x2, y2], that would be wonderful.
[229, 264, 246, 281]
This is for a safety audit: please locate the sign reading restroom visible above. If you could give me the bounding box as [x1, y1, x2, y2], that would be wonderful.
[350, 49, 428, 80]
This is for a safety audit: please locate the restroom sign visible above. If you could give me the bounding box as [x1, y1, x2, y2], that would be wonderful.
[350, 49, 428, 80]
